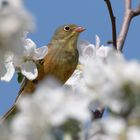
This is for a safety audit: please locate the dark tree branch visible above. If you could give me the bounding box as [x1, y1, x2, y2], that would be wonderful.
[132, 4, 140, 17]
[117, 0, 140, 51]
[104, 0, 117, 50]
[0, 104, 16, 122]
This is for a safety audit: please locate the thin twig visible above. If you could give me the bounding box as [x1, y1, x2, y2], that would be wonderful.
[104, 0, 117, 50]
[0, 104, 16, 122]
[132, 4, 140, 17]
[117, 0, 140, 51]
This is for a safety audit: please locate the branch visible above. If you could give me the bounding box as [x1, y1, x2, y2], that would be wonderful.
[117, 0, 140, 51]
[104, 0, 117, 50]
[132, 4, 140, 17]
[0, 104, 16, 122]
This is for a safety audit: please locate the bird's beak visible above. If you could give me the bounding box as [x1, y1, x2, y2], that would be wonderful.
[74, 26, 86, 33]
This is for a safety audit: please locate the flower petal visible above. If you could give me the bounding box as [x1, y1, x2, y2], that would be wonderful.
[24, 39, 36, 56]
[96, 46, 112, 58]
[25, 39, 36, 49]
[21, 61, 38, 80]
[95, 35, 100, 49]
[66, 69, 82, 87]
[33, 45, 48, 60]
[83, 44, 95, 57]
[77, 40, 91, 55]
[78, 40, 96, 64]
[0, 54, 15, 82]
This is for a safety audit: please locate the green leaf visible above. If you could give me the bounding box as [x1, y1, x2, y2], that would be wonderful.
[17, 72, 24, 83]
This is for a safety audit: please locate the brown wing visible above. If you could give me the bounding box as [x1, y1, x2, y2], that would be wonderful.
[43, 47, 79, 83]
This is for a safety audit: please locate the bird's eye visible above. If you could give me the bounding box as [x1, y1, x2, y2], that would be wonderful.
[64, 26, 70, 31]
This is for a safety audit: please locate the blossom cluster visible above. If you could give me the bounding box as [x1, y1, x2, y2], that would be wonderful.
[0, 1, 139, 140]
[0, 35, 139, 140]
[67, 36, 140, 139]
[0, 0, 48, 82]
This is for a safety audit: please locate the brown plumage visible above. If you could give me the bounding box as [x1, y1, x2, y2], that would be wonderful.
[1, 24, 85, 121]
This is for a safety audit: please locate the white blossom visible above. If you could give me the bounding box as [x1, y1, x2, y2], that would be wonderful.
[0, 33, 140, 140]
[78, 35, 112, 65]
[127, 127, 140, 140]
[0, 0, 34, 82]
[66, 37, 140, 139]
[67, 36, 112, 90]
[14, 39, 48, 80]
[9, 78, 92, 140]
[0, 52, 15, 81]
[24, 39, 48, 61]
[102, 117, 126, 136]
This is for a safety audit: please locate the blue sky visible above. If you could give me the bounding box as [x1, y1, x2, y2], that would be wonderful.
[0, 0, 140, 116]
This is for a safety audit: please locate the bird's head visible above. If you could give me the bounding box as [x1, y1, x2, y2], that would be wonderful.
[51, 24, 85, 47]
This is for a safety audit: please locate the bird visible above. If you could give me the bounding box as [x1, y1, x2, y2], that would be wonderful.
[1, 24, 85, 121]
